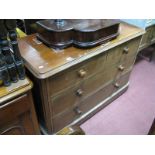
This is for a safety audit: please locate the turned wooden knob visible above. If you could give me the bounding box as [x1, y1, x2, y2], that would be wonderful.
[76, 89, 83, 96]
[118, 65, 125, 71]
[78, 69, 87, 78]
[123, 47, 129, 54]
[74, 107, 82, 115]
[114, 82, 120, 88]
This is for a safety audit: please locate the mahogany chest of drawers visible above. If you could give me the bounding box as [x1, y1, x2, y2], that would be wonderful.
[18, 22, 144, 134]
[0, 78, 40, 135]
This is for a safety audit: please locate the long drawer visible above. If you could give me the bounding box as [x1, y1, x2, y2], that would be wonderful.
[112, 71, 131, 94]
[52, 71, 130, 133]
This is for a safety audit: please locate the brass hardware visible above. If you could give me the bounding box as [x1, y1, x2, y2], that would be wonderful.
[123, 47, 129, 54]
[118, 65, 125, 71]
[78, 69, 87, 78]
[74, 107, 82, 115]
[76, 89, 83, 96]
[114, 83, 120, 88]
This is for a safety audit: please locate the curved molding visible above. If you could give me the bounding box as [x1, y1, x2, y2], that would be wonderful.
[36, 19, 120, 49]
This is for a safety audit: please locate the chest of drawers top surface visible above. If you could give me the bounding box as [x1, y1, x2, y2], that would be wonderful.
[18, 23, 144, 79]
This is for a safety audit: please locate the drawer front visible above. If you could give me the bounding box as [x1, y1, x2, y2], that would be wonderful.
[48, 52, 107, 97]
[52, 82, 113, 133]
[115, 55, 136, 79]
[52, 108, 77, 133]
[122, 37, 141, 57]
[81, 64, 117, 99]
[112, 71, 131, 94]
[76, 82, 114, 117]
[106, 37, 140, 66]
[50, 83, 82, 117]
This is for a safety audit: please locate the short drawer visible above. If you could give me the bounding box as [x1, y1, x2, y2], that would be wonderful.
[48, 52, 107, 97]
[115, 55, 136, 79]
[112, 71, 131, 93]
[106, 37, 140, 65]
[122, 36, 141, 57]
[52, 108, 78, 133]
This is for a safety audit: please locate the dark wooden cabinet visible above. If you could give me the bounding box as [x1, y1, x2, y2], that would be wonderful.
[0, 78, 40, 135]
[18, 22, 144, 134]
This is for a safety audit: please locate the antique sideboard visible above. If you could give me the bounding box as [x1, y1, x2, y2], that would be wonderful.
[18, 22, 144, 134]
[0, 78, 40, 135]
